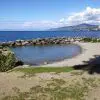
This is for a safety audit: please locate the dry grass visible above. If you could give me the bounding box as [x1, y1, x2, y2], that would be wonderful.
[2, 76, 100, 100]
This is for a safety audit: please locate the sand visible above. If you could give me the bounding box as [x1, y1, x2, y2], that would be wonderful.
[42, 43, 100, 67]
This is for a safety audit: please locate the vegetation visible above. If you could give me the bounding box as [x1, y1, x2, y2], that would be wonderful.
[82, 37, 100, 42]
[71, 71, 84, 76]
[2, 77, 100, 100]
[0, 47, 16, 72]
[11, 67, 73, 74]
[92, 38, 98, 42]
[82, 38, 92, 42]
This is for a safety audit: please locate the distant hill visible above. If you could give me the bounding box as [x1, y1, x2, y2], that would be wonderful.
[49, 23, 100, 31]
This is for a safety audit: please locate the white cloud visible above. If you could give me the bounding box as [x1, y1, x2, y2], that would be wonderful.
[59, 18, 65, 23]
[23, 21, 62, 29]
[0, 22, 24, 30]
[22, 7, 100, 29]
[22, 21, 64, 30]
[0, 7, 100, 30]
[61, 7, 100, 25]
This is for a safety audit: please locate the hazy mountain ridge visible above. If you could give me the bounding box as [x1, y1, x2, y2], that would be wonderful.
[49, 23, 100, 31]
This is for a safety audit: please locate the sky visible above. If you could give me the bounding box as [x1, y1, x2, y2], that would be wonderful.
[0, 0, 100, 30]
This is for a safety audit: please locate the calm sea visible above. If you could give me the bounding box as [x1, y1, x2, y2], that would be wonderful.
[0, 31, 98, 65]
[0, 31, 100, 42]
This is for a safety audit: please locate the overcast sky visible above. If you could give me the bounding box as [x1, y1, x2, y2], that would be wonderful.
[0, 0, 100, 30]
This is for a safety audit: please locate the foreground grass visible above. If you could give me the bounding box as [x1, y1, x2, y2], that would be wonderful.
[2, 67, 100, 100]
[11, 67, 74, 74]
[2, 77, 100, 100]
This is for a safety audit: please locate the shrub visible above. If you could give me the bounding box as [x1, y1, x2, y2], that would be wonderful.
[92, 38, 98, 42]
[82, 38, 92, 42]
[0, 48, 16, 72]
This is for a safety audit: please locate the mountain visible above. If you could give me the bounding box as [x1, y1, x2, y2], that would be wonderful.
[49, 23, 100, 31]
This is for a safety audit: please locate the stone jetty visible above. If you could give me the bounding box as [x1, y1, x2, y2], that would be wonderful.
[0, 37, 83, 47]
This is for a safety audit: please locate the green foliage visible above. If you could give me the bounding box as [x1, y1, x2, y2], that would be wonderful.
[97, 39, 100, 42]
[82, 38, 92, 42]
[12, 67, 73, 75]
[92, 38, 98, 42]
[0, 48, 16, 72]
[82, 38, 100, 42]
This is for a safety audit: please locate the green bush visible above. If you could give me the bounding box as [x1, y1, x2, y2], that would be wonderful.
[82, 38, 92, 42]
[92, 38, 98, 42]
[97, 39, 100, 42]
[0, 48, 16, 72]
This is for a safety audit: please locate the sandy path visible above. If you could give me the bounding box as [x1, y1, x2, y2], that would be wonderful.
[42, 43, 100, 67]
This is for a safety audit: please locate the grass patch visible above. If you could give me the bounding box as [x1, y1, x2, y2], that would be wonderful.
[71, 71, 84, 76]
[2, 77, 100, 100]
[2, 77, 96, 100]
[11, 67, 74, 74]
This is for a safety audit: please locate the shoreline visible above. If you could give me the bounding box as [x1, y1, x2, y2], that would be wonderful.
[39, 43, 100, 67]
[1, 37, 100, 68]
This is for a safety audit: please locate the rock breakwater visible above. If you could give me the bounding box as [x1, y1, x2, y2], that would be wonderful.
[0, 37, 82, 47]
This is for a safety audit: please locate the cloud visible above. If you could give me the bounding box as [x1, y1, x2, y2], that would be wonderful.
[61, 7, 100, 25]
[22, 21, 64, 30]
[0, 7, 100, 30]
[23, 7, 100, 29]
[0, 22, 24, 30]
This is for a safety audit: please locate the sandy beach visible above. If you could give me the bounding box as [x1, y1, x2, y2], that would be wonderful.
[42, 43, 100, 67]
